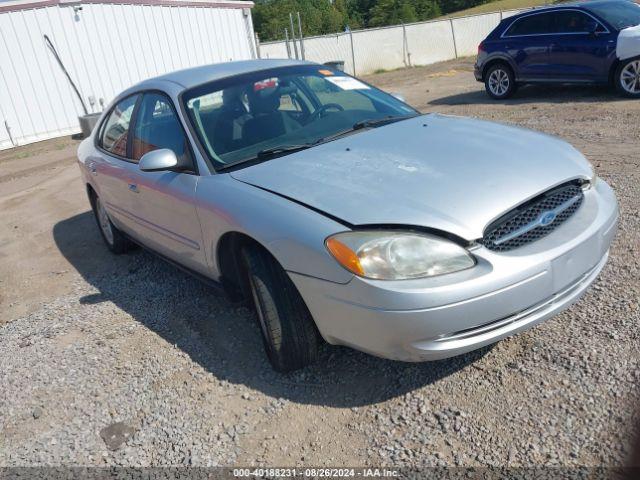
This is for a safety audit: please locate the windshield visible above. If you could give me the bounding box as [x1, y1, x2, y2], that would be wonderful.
[182, 65, 418, 169]
[585, 1, 640, 30]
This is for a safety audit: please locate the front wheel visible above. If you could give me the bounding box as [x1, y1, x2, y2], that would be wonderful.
[241, 246, 319, 372]
[484, 64, 517, 100]
[616, 57, 640, 98]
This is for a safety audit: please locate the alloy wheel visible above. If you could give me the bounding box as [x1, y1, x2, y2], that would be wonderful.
[488, 68, 510, 97]
[621, 60, 640, 94]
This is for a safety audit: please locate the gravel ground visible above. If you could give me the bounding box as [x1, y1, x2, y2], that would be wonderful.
[0, 58, 638, 469]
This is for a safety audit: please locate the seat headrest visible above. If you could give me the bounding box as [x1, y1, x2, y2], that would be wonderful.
[248, 88, 281, 115]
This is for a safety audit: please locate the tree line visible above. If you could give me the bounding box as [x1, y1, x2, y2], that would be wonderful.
[253, 0, 494, 41]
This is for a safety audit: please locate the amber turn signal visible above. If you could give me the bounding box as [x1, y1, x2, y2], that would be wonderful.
[325, 237, 365, 276]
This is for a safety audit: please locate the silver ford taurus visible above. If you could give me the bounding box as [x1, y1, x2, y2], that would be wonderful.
[78, 59, 618, 371]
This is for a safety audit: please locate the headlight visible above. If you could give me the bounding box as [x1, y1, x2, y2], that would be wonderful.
[325, 231, 475, 280]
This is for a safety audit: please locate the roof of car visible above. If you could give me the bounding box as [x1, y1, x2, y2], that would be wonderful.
[139, 59, 312, 90]
[511, 0, 628, 16]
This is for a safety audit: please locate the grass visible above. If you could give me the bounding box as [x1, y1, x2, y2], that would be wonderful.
[443, 0, 558, 18]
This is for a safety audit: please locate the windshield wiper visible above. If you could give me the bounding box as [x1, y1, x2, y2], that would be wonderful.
[313, 114, 418, 145]
[256, 144, 314, 159]
[352, 115, 416, 130]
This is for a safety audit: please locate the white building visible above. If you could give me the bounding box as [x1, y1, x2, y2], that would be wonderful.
[0, 0, 256, 150]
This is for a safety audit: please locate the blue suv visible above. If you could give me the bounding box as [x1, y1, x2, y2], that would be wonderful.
[475, 0, 640, 99]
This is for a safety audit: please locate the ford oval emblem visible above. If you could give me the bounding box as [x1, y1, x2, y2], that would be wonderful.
[540, 211, 557, 226]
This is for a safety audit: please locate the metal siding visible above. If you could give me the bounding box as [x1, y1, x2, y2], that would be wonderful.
[0, 3, 254, 149]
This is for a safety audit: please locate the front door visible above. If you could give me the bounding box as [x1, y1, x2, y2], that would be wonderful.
[127, 92, 209, 275]
[545, 11, 616, 81]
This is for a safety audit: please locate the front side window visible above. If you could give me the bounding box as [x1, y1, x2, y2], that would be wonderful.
[131, 92, 191, 165]
[553, 11, 602, 33]
[183, 65, 417, 169]
[100, 95, 139, 157]
[505, 12, 555, 36]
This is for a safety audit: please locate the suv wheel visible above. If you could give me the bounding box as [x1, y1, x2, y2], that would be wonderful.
[616, 57, 640, 98]
[485, 64, 516, 100]
[91, 192, 132, 254]
[241, 245, 319, 372]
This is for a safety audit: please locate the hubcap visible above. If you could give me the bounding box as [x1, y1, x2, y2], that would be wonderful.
[96, 197, 114, 245]
[621, 60, 640, 94]
[488, 69, 510, 96]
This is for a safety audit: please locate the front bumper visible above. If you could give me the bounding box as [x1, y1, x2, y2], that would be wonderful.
[289, 179, 618, 362]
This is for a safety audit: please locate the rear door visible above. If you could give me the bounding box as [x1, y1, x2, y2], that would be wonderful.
[93, 94, 141, 235]
[127, 92, 208, 275]
[546, 10, 616, 81]
[502, 12, 556, 79]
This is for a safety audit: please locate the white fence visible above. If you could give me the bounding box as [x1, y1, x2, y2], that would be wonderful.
[0, 0, 256, 150]
[259, 9, 526, 76]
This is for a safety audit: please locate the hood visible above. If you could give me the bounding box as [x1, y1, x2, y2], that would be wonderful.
[230, 114, 592, 240]
[618, 24, 640, 60]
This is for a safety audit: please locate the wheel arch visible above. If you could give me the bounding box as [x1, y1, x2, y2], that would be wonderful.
[612, 54, 640, 82]
[86, 183, 97, 207]
[609, 58, 621, 85]
[482, 56, 516, 81]
[216, 231, 272, 303]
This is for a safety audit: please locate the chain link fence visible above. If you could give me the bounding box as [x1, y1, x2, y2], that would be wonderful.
[259, 9, 527, 76]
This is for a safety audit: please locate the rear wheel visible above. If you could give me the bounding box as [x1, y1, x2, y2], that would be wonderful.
[616, 57, 640, 98]
[241, 246, 319, 372]
[90, 192, 132, 254]
[484, 63, 517, 100]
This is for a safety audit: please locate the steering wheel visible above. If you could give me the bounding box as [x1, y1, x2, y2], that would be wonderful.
[308, 103, 344, 122]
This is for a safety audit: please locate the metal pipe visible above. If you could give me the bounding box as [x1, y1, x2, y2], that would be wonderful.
[284, 28, 292, 59]
[289, 13, 299, 59]
[255, 33, 261, 59]
[449, 19, 459, 59]
[44, 34, 88, 115]
[349, 29, 356, 76]
[297, 11, 305, 60]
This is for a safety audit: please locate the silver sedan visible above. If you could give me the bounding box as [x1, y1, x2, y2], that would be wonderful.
[78, 59, 618, 371]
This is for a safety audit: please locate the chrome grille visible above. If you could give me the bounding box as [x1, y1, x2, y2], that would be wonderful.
[483, 183, 584, 252]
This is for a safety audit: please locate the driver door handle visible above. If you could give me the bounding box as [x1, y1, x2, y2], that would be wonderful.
[128, 183, 139, 193]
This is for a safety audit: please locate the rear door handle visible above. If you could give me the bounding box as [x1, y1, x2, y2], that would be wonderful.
[128, 183, 139, 193]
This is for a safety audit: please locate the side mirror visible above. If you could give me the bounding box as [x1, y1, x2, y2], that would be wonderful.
[391, 92, 406, 103]
[139, 149, 178, 172]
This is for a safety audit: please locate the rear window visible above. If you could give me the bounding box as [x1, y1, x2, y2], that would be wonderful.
[505, 12, 556, 36]
[100, 95, 139, 158]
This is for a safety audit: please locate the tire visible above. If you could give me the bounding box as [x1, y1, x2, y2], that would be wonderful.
[90, 191, 132, 254]
[484, 63, 517, 100]
[241, 246, 319, 372]
[615, 57, 640, 98]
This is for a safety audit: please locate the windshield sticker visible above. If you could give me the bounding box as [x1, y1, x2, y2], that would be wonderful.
[318, 69, 334, 76]
[326, 76, 371, 90]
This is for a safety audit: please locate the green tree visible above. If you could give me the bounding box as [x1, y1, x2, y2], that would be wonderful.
[369, 0, 417, 27]
[253, 0, 353, 41]
[252, 0, 484, 41]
